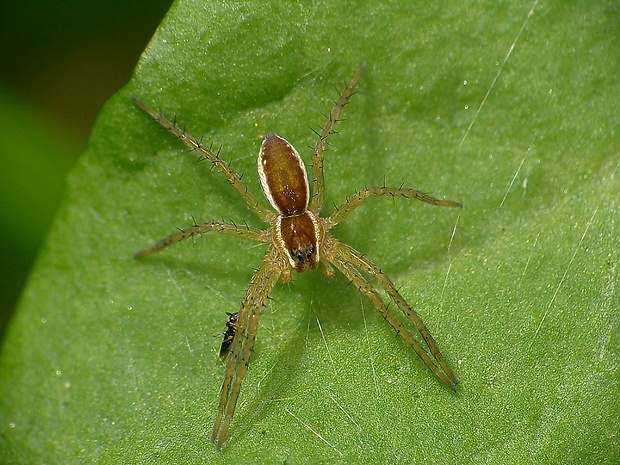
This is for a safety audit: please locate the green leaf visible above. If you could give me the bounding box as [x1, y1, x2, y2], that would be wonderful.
[1, 1, 618, 463]
[0, 86, 77, 336]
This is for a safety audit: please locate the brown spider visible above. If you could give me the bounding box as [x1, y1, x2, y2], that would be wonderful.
[132, 65, 461, 450]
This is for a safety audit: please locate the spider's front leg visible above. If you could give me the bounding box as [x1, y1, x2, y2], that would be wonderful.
[336, 237, 458, 391]
[328, 238, 458, 390]
[212, 246, 282, 450]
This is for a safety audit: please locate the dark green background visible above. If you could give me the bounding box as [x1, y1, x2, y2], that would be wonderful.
[0, 0, 172, 339]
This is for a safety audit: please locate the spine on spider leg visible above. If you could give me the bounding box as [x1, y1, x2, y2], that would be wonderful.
[131, 96, 213, 158]
[130, 96, 274, 223]
[212, 248, 282, 450]
[330, 238, 458, 389]
[309, 65, 366, 213]
[330, 250, 456, 389]
[133, 222, 269, 259]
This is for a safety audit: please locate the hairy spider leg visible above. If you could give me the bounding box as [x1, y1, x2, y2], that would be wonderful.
[131, 96, 275, 224]
[318, 183, 461, 388]
[327, 186, 462, 228]
[134, 222, 268, 258]
[327, 250, 455, 389]
[308, 64, 366, 214]
[211, 246, 282, 450]
[331, 239, 458, 390]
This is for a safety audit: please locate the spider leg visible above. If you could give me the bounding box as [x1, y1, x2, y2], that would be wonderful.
[131, 97, 275, 224]
[327, 237, 457, 390]
[327, 187, 461, 228]
[134, 221, 267, 258]
[211, 246, 282, 450]
[309, 65, 366, 214]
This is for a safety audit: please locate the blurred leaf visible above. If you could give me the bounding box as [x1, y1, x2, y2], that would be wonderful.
[1, 1, 618, 463]
[0, 86, 77, 337]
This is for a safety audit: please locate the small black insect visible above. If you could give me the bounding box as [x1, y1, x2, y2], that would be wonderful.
[219, 312, 239, 360]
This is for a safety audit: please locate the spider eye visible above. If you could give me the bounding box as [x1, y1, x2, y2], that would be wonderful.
[291, 244, 315, 264]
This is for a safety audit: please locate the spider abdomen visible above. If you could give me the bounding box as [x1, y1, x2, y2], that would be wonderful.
[258, 133, 310, 216]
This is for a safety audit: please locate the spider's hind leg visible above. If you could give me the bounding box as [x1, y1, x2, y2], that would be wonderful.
[131, 96, 275, 223]
[309, 65, 366, 214]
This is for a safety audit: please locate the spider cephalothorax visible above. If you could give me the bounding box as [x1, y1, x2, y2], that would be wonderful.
[133, 65, 461, 450]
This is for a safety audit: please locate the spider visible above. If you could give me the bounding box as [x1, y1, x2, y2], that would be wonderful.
[132, 65, 461, 450]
